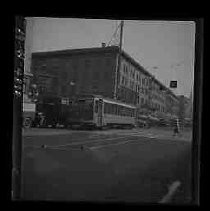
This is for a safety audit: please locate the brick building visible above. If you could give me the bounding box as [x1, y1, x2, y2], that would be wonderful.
[31, 46, 118, 100]
[31, 46, 179, 119]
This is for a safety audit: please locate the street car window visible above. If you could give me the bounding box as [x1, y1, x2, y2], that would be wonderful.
[95, 100, 98, 113]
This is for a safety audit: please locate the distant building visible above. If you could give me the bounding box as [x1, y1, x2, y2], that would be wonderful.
[185, 91, 193, 119]
[149, 77, 167, 117]
[165, 89, 180, 118]
[177, 95, 193, 128]
[31, 46, 178, 118]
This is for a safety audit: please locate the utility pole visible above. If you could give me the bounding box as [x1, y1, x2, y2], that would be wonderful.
[114, 20, 124, 100]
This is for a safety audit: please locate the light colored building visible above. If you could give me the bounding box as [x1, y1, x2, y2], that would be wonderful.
[165, 89, 180, 118]
[149, 77, 167, 117]
[118, 51, 150, 108]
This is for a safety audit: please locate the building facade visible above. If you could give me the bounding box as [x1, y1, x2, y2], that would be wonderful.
[117, 51, 151, 107]
[165, 89, 180, 118]
[31, 47, 119, 101]
[31, 46, 179, 119]
[149, 77, 167, 117]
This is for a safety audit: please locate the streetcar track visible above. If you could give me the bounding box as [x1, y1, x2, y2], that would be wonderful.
[88, 139, 139, 150]
[46, 136, 134, 148]
[23, 130, 175, 150]
[44, 134, 146, 150]
[24, 131, 145, 147]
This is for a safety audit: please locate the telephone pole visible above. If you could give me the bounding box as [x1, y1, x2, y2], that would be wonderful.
[114, 20, 124, 100]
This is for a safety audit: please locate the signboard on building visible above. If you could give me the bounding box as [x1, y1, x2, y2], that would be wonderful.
[170, 81, 177, 88]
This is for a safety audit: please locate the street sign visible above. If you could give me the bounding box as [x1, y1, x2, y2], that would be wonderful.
[170, 81, 177, 88]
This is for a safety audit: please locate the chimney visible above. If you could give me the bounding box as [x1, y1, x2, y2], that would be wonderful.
[101, 43, 106, 48]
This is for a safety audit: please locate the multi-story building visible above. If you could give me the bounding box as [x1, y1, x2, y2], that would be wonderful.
[32, 46, 119, 100]
[165, 89, 180, 118]
[31, 46, 151, 105]
[31, 45, 179, 119]
[117, 50, 151, 107]
[149, 77, 167, 117]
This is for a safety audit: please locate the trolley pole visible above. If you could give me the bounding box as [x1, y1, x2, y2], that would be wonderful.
[114, 20, 124, 100]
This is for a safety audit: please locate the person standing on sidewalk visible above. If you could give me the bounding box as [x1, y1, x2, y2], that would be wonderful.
[173, 118, 180, 137]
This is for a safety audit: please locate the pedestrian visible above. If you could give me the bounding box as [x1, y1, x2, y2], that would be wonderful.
[173, 119, 180, 137]
[38, 112, 45, 127]
[35, 112, 42, 127]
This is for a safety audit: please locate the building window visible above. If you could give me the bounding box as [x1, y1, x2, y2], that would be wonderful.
[105, 58, 111, 66]
[124, 78, 128, 86]
[72, 62, 78, 70]
[137, 96, 140, 104]
[73, 69, 78, 81]
[61, 85, 67, 94]
[85, 59, 91, 68]
[92, 71, 100, 80]
[104, 71, 110, 80]
[145, 78, 148, 86]
[121, 76, 125, 85]
[95, 100, 99, 113]
[92, 84, 98, 90]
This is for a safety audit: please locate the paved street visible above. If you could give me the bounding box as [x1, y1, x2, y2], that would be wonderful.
[22, 127, 192, 204]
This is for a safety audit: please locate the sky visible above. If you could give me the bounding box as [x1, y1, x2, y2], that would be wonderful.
[26, 17, 195, 98]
